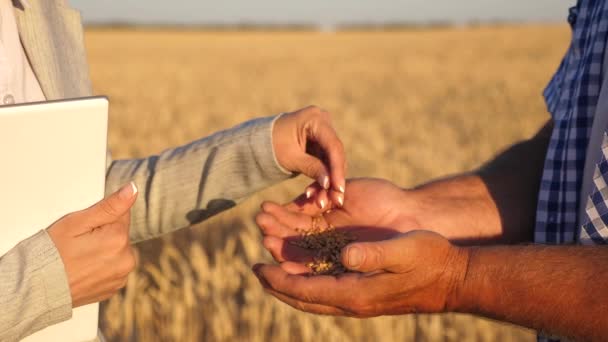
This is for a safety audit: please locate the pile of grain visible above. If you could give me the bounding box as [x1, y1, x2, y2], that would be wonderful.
[289, 216, 357, 275]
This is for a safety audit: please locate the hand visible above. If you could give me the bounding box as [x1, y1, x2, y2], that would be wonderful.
[256, 178, 423, 264]
[252, 230, 469, 317]
[272, 106, 346, 208]
[47, 182, 138, 308]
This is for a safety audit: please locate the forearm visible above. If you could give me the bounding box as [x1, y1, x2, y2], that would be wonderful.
[106, 115, 292, 243]
[407, 120, 553, 244]
[451, 244, 607, 341]
[0, 231, 72, 340]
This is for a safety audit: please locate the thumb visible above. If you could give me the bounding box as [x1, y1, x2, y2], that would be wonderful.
[341, 237, 406, 273]
[82, 182, 138, 227]
[297, 153, 331, 190]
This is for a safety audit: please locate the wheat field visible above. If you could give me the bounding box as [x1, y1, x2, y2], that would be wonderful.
[86, 24, 571, 341]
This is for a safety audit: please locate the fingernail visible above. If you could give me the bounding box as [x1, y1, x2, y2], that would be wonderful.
[306, 187, 314, 199]
[346, 246, 363, 268]
[319, 199, 326, 209]
[337, 194, 344, 207]
[338, 184, 345, 193]
[119, 182, 137, 199]
[321, 176, 330, 190]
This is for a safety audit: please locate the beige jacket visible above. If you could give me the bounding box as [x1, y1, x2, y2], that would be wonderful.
[0, 1, 291, 340]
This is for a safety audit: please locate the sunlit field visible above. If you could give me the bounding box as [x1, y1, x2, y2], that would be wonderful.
[86, 24, 571, 341]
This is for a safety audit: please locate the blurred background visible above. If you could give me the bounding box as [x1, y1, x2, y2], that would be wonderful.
[70, 0, 574, 341]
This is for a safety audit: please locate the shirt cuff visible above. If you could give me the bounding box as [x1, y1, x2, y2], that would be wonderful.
[29, 230, 73, 326]
[249, 114, 296, 179]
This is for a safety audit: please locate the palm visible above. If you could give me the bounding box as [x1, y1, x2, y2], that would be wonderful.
[256, 178, 421, 264]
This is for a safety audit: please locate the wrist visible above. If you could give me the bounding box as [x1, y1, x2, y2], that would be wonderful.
[270, 113, 297, 175]
[446, 246, 494, 316]
[268, 114, 294, 175]
[403, 175, 503, 243]
[445, 246, 477, 313]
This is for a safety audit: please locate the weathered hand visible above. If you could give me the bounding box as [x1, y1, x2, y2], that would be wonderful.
[272, 106, 346, 207]
[252, 230, 469, 317]
[256, 178, 422, 264]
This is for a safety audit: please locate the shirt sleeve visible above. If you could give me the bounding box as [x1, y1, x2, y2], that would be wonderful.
[0, 230, 72, 341]
[105, 114, 294, 243]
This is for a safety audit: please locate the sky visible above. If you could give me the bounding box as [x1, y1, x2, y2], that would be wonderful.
[70, 0, 576, 26]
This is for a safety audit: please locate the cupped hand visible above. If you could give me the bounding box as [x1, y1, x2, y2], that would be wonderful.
[47, 182, 138, 307]
[272, 106, 346, 207]
[252, 230, 469, 317]
[256, 178, 422, 265]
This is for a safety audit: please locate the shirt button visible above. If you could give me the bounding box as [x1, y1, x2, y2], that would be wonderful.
[3, 94, 15, 105]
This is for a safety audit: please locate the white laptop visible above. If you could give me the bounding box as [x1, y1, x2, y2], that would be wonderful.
[0, 96, 109, 341]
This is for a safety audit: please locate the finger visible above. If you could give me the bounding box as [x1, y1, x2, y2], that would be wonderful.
[340, 234, 411, 273]
[280, 261, 312, 275]
[254, 263, 357, 307]
[109, 210, 132, 236]
[285, 183, 326, 217]
[75, 182, 138, 233]
[305, 184, 318, 200]
[316, 189, 329, 211]
[261, 201, 328, 234]
[310, 119, 346, 195]
[256, 210, 296, 238]
[263, 236, 315, 263]
[261, 285, 348, 316]
[328, 189, 344, 208]
[297, 152, 331, 190]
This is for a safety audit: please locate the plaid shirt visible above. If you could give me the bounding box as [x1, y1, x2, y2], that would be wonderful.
[537, 0, 608, 244]
[536, 1, 608, 341]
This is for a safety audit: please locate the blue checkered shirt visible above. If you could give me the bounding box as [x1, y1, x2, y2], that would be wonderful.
[536, 1, 608, 341]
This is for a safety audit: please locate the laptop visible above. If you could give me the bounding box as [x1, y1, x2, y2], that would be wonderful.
[0, 96, 108, 341]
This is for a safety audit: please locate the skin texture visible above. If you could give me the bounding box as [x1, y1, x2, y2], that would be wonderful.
[47, 105, 346, 308]
[255, 119, 608, 341]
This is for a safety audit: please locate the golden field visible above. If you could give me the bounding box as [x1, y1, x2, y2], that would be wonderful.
[86, 24, 571, 341]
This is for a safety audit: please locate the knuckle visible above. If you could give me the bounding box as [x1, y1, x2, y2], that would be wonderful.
[99, 200, 119, 219]
[124, 248, 137, 271]
[115, 255, 136, 278]
[255, 214, 268, 231]
[114, 231, 130, 249]
[304, 105, 327, 118]
[260, 201, 273, 213]
[370, 246, 386, 268]
[106, 230, 130, 254]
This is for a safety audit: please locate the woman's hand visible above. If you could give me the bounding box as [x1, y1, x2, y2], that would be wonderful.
[272, 106, 346, 208]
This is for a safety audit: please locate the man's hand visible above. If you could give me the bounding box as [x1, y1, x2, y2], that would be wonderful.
[252, 230, 468, 317]
[47, 182, 138, 308]
[272, 106, 346, 208]
[256, 178, 423, 263]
